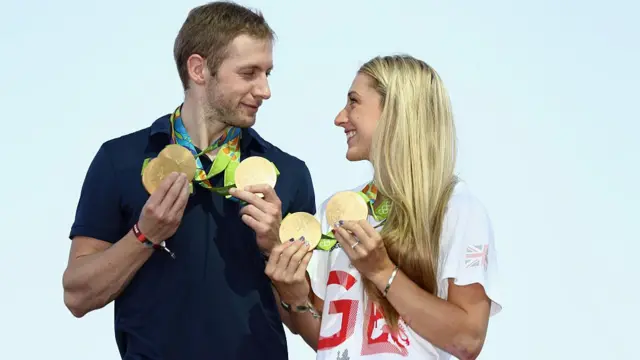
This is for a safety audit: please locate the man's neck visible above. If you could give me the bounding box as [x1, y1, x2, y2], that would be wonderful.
[180, 96, 228, 151]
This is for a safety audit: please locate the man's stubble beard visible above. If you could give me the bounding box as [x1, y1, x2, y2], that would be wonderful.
[204, 81, 255, 129]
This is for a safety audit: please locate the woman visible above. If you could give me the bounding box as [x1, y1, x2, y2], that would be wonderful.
[265, 55, 502, 360]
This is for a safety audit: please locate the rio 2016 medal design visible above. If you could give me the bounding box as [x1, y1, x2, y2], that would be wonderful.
[157, 144, 197, 180]
[142, 144, 197, 194]
[325, 191, 369, 228]
[142, 158, 180, 194]
[234, 156, 278, 197]
[279, 212, 322, 251]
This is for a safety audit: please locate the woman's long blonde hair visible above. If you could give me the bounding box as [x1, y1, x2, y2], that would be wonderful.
[361, 55, 458, 329]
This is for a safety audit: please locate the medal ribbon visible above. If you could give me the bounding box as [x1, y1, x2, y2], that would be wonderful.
[141, 105, 279, 198]
[316, 182, 391, 251]
[169, 105, 241, 194]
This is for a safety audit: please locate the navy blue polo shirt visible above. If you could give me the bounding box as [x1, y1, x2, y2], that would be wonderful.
[69, 113, 316, 360]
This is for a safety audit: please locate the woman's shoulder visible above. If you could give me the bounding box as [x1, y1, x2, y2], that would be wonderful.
[438, 181, 494, 256]
[444, 181, 491, 223]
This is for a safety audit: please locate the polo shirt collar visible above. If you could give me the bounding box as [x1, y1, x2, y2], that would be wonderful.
[148, 113, 269, 152]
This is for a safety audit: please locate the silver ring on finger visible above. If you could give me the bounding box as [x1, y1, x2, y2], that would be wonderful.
[351, 239, 360, 249]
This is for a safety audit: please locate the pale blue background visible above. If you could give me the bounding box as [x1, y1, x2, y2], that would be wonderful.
[0, 0, 638, 359]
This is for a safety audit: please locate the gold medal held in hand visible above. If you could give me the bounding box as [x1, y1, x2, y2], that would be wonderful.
[158, 144, 197, 180]
[142, 145, 197, 194]
[325, 191, 369, 228]
[142, 157, 182, 194]
[279, 212, 322, 250]
[234, 156, 277, 197]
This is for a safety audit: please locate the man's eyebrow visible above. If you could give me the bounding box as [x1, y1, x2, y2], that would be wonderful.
[238, 65, 273, 72]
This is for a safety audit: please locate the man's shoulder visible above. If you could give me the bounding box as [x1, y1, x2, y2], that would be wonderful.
[99, 114, 169, 161]
[101, 127, 149, 152]
[248, 128, 309, 172]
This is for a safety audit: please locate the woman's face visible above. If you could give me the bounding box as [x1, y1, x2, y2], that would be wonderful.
[334, 73, 382, 161]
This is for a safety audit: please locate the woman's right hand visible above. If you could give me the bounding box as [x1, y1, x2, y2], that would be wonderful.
[265, 237, 313, 305]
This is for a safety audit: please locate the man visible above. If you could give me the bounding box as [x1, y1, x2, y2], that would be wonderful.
[62, 2, 316, 359]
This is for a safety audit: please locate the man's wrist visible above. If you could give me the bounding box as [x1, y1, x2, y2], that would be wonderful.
[131, 222, 175, 259]
[262, 236, 281, 257]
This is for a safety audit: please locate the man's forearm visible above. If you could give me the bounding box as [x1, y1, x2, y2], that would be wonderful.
[63, 231, 154, 317]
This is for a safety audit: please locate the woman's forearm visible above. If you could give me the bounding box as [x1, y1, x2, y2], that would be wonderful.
[273, 282, 323, 351]
[371, 267, 485, 360]
[288, 305, 322, 351]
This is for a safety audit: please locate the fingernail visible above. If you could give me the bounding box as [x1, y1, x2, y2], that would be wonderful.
[289, 238, 294, 242]
[299, 236, 305, 241]
[304, 240, 310, 247]
[338, 220, 344, 226]
[331, 228, 336, 234]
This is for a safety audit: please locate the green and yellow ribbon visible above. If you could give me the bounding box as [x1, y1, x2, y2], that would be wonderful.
[316, 183, 391, 251]
[141, 105, 279, 199]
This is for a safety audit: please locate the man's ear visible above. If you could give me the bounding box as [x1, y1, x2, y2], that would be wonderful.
[186, 54, 207, 86]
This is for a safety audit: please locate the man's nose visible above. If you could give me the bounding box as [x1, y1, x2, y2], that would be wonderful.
[254, 76, 271, 100]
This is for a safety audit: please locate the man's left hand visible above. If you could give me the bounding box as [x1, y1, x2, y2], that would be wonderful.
[230, 184, 282, 254]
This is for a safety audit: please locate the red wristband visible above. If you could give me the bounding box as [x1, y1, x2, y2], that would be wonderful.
[131, 222, 176, 259]
[132, 223, 147, 243]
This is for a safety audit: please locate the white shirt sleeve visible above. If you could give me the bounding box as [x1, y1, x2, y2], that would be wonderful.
[307, 249, 331, 301]
[438, 193, 503, 316]
[306, 197, 333, 301]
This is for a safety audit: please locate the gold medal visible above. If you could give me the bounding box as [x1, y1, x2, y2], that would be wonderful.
[234, 156, 277, 197]
[279, 212, 322, 250]
[325, 191, 369, 228]
[142, 157, 182, 194]
[157, 144, 197, 181]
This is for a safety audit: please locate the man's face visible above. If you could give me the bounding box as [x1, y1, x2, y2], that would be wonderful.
[204, 34, 273, 128]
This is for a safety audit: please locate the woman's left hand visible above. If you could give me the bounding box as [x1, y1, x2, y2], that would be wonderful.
[333, 220, 396, 281]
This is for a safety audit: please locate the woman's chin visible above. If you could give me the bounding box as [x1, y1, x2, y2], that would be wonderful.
[346, 147, 368, 162]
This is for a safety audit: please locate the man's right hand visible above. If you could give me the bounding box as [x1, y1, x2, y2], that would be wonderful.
[138, 172, 190, 244]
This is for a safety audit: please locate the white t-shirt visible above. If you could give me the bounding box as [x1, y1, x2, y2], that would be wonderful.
[307, 181, 502, 360]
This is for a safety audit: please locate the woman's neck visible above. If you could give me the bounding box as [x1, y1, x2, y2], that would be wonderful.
[373, 193, 387, 208]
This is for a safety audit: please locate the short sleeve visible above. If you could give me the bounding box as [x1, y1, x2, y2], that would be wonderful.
[290, 161, 316, 215]
[439, 196, 502, 316]
[307, 249, 331, 301]
[306, 195, 332, 301]
[69, 144, 125, 244]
